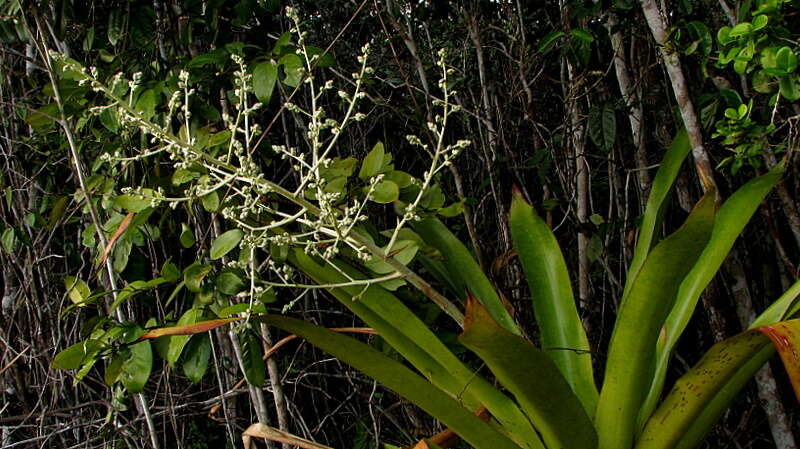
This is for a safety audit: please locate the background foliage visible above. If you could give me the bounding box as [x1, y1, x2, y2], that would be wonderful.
[1, 0, 799, 448]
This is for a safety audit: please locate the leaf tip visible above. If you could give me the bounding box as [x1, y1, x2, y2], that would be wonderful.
[511, 185, 528, 204]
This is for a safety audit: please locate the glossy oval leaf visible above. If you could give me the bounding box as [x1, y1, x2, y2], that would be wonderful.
[509, 187, 597, 417]
[166, 308, 203, 366]
[65, 276, 91, 306]
[459, 297, 597, 449]
[182, 333, 212, 384]
[105, 353, 124, 386]
[184, 263, 212, 293]
[114, 190, 154, 213]
[364, 240, 418, 274]
[120, 340, 152, 393]
[359, 141, 385, 180]
[239, 328, 266, 387]
[216, 270, 246, 295]
[588, 103, 616, 152]
[253, 60, 278, 105]
[52, 339, 103, 370]
[180, 223, 195, 248]
[211, 229, 244, 260]
[370, 180, 399, 203]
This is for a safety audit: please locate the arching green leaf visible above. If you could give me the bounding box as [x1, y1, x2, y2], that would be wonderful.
[510, 188, 597, 417]
[597, 192, 716, 449]
[256, 314, 525, 449]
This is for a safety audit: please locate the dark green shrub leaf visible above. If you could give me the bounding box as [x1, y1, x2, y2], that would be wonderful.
[588, 103, 616, 152]
[240, 329, 265, 387]
[52, 339, 103, 370]
[779, 75, 800, 100]
[305, 46, 336, 67]
[134, 89, 157, 120]
[359, 142, 385, 180]
[115, 190, 153, 212]
[166, 308, 203, 366]
[776, 47, 797, 73]
[538, 31, 565, 53]
[161, 261, 180, 283]
[184, 263, 212, 293]
[210, 229, 244, 260]
[112, 237, 132, 273]
[65, 276, 91, 306]
[253, 60, 278, 104]
[105, 353, 124, 386]
[179, 223, 195, 248]
[279, 53, 304, 87]
[120, 341, 152, 393]
[216, 270, 246, 295]
[201, 191, 220, 212]
[182, 334, 211, 383]
[370, 180, 399, 204]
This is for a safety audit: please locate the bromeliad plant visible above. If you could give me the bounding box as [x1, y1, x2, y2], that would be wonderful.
[256, 152, 798, 449]
[250, 134, 800, 449]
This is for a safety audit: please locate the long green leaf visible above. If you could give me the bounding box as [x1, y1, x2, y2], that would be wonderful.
[596, 192, 716, 449]
[636, 330, 771, 449]
[413, 218, 519, 335]
[509, 188, 598, 417]
[639, 166, 783, 428]
[671, 345, 774, 449]
[665, 283, 799, 449]
[749, 278, 800, 328]
[290, 250, 543, 449]
[623, 129, 692, 302]
[256, 315, 524, 449]
[459, 297, 597, 449]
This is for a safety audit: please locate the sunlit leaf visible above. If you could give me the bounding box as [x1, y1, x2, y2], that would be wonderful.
[359, 141, 385, 180]
[65, 276, 91, 306]
[369, 180, 399, 203]
[179, 223, 195, 248]
[184, 263, 212, 293]
[166, 308, 204, 366]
